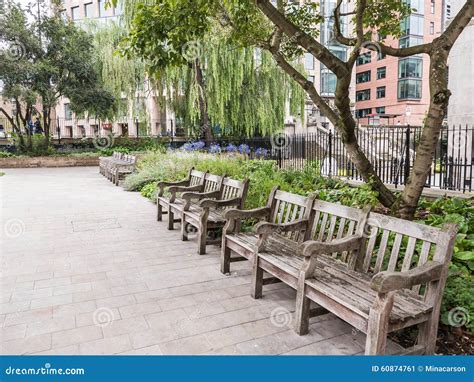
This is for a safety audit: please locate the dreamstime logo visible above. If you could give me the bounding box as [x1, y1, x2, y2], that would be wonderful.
[184, 223, 198, 236]
[5, 40, 26, 61]
[93, 133, 114, 150]
[4, 218, 25, 238]
[360, 41, 383, 61]
[447, 307, 470, 328]
[92, 307, 114, 328]
[271, 132, 292, 151]
[182, 40, 203, 62]
[270, 307, 292, 328]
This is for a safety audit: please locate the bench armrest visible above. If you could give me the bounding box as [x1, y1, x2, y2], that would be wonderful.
[370, 261, 444, 293]
[255, 219, 309, 235]
[224, 207, 271, 221]
[223, 207, 271, 235]
[157, 179, 189, 196]
[200, 197, 242, 209]
[168, 184, 202, 194]
[182, 190, 220, 202]
[182, 190, 220, 211]
[299, 235, 364, 258]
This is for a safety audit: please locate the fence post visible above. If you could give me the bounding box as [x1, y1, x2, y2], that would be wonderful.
[328, 130, 333, 177]
[57, 116, 61, 145]
[404, 125, 411, 185]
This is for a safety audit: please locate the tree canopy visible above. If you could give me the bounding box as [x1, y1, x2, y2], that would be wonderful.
[0, 0, 116, 143]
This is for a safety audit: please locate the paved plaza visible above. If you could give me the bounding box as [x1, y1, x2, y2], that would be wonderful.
[0, 167, 402, 355]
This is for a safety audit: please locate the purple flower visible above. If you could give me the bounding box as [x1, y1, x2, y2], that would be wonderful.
[225, 143, 238, 153]
[255, 147, 269, 158]
[209, 144, 221, 154]
[238, 144, 250, 155]
[192, 141, 206, 151]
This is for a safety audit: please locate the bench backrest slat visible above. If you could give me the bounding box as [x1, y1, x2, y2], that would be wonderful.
[307, 200, 369, 266]
[266, 189, 314, 243]
[361, 213, 457, 297]
[203, 173, 224, 193]
[189, 170, 206, 186]
[216, 178, 249, 210]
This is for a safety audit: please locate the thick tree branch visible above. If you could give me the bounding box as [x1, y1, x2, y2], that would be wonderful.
[334, 0, 356, 46]
[255, 0, 349, 77]
[440, 0, 474, 47]
[266, 46, 339, 124]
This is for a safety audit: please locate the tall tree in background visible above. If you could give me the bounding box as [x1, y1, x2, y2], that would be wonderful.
[117, 0, 305, 139]
[0, 1, 116, 149]
[117, 0, 474, 219]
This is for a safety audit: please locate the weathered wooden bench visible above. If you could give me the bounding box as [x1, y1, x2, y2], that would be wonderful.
[161, 172, 224, 231]
[110, 154, 137, 185]
[99, 152, 122, 177]
[157, 168, 207, 224]
[181, 177, 249, 255]
[252, 199, 457, 355]
[221, 187, 315, 275]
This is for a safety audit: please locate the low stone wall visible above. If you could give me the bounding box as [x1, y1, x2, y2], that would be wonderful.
[0, 156, 100, 168]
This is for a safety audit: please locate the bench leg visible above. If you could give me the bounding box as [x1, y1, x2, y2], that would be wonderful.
[220, 242, 231, 274]
[167, 210, 175, 230]
[251, 256, 263, 299]
[197, 225, 207, 255]
[365, 292, 394, 355]
[294, 276, 311, 335]
[157, 202, 163, 222]
[181, 221, 189, 241]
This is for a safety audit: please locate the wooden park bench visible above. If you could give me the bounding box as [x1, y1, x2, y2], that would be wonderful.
[181, 177, 249, 255]
[157, 170, 224, 231]
[99, 152, 122, 177]
[110, 154, 137, 185]
[221, 187, 315, 275]
[157, 168, 207, 224]
[251, 199, 457, 355]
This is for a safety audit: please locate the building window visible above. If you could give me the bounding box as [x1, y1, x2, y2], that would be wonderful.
[356, 53, 371, 66]
[376, 106, 386, 114]
[398, 57, 423, 78]
[446, 4, 451, 18]
[430, 22, 435, 34]
[98, 0, 114, 18]
[409, 0, 424, 14]
[304, 53, 314, 70]
[398, 79, 422, 99]
[377, 67, 386, 79]
[430, 0, 435, 14]
[307, 75, 315, 84]
[356, 108, 372, 118]
[84, 3, 93, 18]
[356, 89, 371, 102]
[399, 36, 424, 48]
[401, 15, 424, 36]
[376, 86, 386, 99]
[64, 103, 73, 120]
[321, 71, 337, 95]
[356, 70, 371, 84]
[71, 6, 80, 20]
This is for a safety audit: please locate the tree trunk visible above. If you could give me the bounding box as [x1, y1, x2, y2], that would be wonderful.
[194, 59, 213, 142]
[333, 77, 397, 207]
[398, 46, 450, 219]
[43, 106, 51, 148]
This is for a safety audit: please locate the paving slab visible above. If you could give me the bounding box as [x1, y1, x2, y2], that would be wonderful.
[0, 167, 403, 355]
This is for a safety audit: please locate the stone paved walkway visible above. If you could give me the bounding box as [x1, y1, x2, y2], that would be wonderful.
[0, 167, 402, 355]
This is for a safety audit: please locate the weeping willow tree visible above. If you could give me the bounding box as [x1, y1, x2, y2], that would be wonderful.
[115, 0, 306, 138]
[86, 20, 148, 122]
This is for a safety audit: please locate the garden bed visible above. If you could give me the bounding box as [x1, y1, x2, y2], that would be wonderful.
[0, 155, 100, 168]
